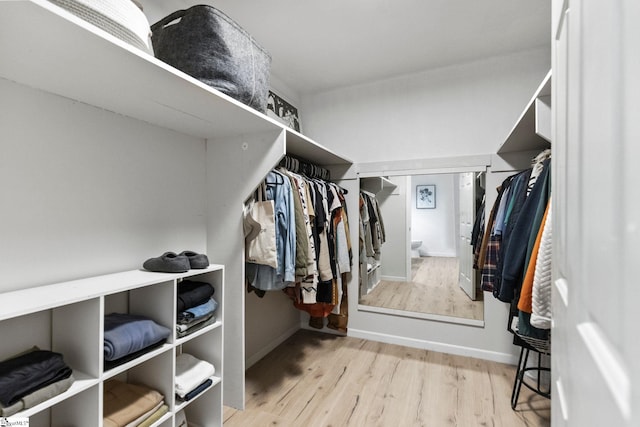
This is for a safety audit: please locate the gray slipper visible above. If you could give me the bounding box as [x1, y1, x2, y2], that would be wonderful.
[179, 251, 209, 269]
[143, 252, 190, 273]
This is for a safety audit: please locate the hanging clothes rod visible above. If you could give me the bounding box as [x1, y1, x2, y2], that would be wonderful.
[279, 155, 330, 181]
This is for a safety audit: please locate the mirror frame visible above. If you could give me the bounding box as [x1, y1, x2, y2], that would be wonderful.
[356, 154, 491, 327]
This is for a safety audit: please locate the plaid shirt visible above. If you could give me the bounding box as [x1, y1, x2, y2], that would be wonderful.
[481, 234, 501, 293]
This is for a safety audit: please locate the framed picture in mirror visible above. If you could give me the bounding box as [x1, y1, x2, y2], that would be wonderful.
[416, 184, 436, 209]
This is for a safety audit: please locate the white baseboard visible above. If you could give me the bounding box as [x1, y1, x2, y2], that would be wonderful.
[299, 323, 347, 336]
[348, 328, 519, 365]
[245, 324, 518, 370]
[357, 304, 484, 327]
[380, 275, 408, 282]
[245, 324, 300, 369]
[418, 252, 456, 258]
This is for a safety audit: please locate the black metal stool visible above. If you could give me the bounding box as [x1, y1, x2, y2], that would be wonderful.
[511, 334, 551, 410]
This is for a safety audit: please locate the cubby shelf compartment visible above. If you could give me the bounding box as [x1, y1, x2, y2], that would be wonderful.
[101, 343, 174, 381]
[17, 372, 98, 419]
[174, 377, 222, 413]
[175, 321, 223, 346]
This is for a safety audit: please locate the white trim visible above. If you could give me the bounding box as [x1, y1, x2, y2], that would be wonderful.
[380, 275, 408, 282]
[417, 251, 457, 258]
[357, 155, 491, 177]
[405, 175, 412, 284]
[245, 324, 300, 369]
[348, 327, 518, 365]
[357, 304, 484, 327]
[299, 323, 347, 336]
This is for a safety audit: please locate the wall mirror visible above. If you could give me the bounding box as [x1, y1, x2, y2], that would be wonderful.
[358, 169, 486, 324]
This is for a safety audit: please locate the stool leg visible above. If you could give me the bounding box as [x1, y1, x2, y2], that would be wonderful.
[511, 347, 530, 410]
[537, 352, 543, 393]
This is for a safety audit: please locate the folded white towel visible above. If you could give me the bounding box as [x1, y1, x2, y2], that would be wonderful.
[175, 353, 215, 398]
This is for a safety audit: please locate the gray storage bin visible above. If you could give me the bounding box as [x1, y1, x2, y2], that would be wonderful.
[151, 5, 271, 113]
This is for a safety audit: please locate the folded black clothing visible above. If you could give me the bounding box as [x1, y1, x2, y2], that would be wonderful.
[17, 366, 72, 405]
[182, 378, 213, 402]
[104, 339, 166, 371]
[177, 280, 214, 312]
[0, 349, 72, 406]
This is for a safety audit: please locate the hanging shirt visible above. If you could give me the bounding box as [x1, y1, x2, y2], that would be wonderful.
[281, 170, 309, 278]
[246, 170, 296, 291]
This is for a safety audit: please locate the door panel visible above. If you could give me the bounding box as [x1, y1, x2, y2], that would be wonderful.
[622, 0, 640, 419]
[553, 1, 637, 425]
[458, 172, 475, 300]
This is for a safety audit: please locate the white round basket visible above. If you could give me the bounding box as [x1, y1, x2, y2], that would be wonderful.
[50, 0, 152, 53]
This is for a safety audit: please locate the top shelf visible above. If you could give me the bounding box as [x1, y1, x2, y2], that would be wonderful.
[0, 0, 351, 166]
[285, 130, 353, 166]
[360, 176, 397, 194]
[497, 70, 552, 154]
[0, 265, 224, 321]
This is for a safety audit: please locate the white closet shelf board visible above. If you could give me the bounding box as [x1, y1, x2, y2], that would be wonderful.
[357, 154, 492, 177]
[361, 176, 397, 194]
[497, 70, 552, 154]
[0, 0, 282, 140]
[285, 130, 352, 166]
[0, 265, 223, 321]
[17, 371, 97, 418]
[102, 343, 174, 381]
[174, 376, 222, 413]
[175, 321, 222, 345]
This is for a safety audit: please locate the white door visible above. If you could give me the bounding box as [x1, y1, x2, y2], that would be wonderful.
[458, 172, 476, 300]
[552, 1, 640, 426]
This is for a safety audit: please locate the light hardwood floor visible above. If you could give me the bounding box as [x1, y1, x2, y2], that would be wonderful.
[359, 257, 484, 320]
[223, 330, 550, 427]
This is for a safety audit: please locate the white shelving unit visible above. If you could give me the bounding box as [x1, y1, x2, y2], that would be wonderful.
[366, 262, 382, 292]
[0, 0, 355, 412]
[492, 71, 552, 172]
[0, 265, 224, 426]
[359, 179, 393, 297]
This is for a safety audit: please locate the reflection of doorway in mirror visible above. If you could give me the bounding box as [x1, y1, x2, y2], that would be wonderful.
[458, 172, 477, 300]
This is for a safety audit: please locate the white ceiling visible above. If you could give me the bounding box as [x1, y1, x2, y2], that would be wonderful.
[145, 0, 551, 96]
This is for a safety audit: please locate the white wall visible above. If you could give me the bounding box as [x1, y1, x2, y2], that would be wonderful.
[411, 174, 457, 257]
[304, 47, 550, 362]
[245, 291, 301, 368]
[301, 47, 550, 163]
[0, 79, 208, 292]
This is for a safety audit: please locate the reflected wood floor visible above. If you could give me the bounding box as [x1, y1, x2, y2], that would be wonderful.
[223, 330, 550, 427]
[359, 257, 484, 321]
